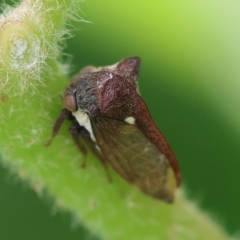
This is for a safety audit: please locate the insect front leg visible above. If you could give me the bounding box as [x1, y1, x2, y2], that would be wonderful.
[46, 108, 73, 146]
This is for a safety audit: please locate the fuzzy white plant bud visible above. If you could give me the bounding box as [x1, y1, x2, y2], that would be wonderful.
[0, 0, 83, 96]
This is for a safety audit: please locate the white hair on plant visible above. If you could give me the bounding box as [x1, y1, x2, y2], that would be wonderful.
[0, 0, 86, 96]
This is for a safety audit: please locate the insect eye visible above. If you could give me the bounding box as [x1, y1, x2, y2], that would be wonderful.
[63, 94, 77, 112]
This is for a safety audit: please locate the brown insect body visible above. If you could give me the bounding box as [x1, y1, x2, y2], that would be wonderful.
[49, 57, 181, 202]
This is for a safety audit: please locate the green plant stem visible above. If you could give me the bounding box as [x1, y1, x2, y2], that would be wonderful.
[0, 1, 236, 240]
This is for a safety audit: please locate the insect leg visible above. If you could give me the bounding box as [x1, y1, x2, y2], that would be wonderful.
[69, 121, 89, 168]
[69, 122, 111, 182]
[45, 108, 72, 146]
[70, 123, 112, 182]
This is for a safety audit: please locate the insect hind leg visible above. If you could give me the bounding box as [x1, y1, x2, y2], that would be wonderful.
[69, 121, 112, 182]
[69, 121, 89, 168]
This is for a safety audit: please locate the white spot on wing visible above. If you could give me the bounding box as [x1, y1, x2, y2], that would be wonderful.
[124, 116, 136, 125]
[72, 109, 96, 142]
[158, 153, 166, 164]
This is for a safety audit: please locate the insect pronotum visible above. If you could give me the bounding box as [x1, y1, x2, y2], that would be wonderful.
[47, 57, 181, 202]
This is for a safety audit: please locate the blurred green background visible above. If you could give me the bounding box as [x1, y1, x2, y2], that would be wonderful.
[1, 0, 240, 239]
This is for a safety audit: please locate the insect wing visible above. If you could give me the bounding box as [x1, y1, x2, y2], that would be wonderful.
[97, 74, 181, 187]
[91, 117, 177, 202]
